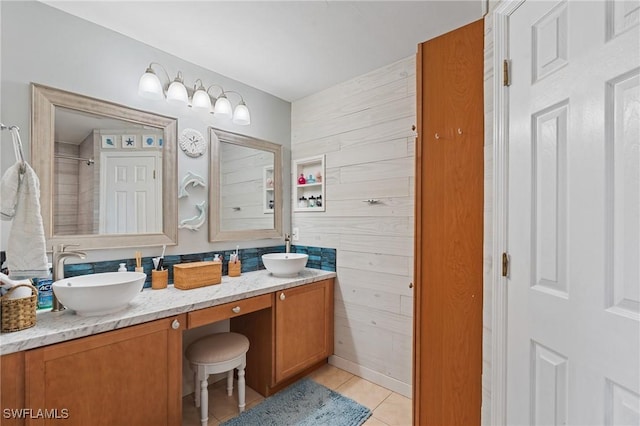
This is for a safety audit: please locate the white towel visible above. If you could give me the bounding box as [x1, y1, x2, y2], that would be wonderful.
[0, 162, 49, 279]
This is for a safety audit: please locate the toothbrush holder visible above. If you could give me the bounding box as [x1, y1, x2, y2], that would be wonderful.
[151, 269, 168, 290]
[228, 261, 241, 277]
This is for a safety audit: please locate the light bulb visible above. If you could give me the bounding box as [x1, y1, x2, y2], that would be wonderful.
[138, 68, 163, 100]
[233, 101, 251, 125]
[214, 94, 232, 117]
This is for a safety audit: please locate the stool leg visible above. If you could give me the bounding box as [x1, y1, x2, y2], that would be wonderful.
[226, 370, 234, 396]
[200, 376, 209, 426]
[194, 369, 200, 407]
[238, 359, 246, 413]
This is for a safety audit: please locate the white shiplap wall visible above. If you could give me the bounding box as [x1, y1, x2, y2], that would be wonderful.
[291, 57, 416, 397]
[483, 2, 500, 425]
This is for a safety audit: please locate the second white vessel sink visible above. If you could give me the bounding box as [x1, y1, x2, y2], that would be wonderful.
[52, 271, 146, 316]
[261, 253, 309, 277]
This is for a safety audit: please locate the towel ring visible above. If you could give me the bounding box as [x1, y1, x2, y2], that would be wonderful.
[1, 124, 26, 174]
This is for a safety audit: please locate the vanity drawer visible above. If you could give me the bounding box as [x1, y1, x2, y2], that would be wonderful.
[188, 293, 273, 329]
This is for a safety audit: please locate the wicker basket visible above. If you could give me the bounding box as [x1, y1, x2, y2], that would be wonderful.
[1, 283, 38, 332]
[173, 261, 221, 290]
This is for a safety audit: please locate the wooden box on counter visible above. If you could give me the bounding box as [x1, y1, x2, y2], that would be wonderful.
[173, 261, 221, 290]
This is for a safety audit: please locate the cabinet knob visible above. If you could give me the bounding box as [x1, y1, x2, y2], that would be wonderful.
[409, 282, 413, 289]
[232, 306, 241, 314]
[279, 292, 286, 301]
[171, 319, 180, 330]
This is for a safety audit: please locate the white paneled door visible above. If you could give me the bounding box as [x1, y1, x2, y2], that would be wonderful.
[506, 1, 639, 425]
[100, 153, 161, 234]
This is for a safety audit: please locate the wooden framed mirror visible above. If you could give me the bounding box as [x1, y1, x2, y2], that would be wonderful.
[209, 128, 282, 241]
[31, 83, 178, 250]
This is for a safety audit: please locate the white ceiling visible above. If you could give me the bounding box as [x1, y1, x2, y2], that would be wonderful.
[42, 1, 484, 102]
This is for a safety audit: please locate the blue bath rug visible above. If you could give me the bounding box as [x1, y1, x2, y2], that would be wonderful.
[220, 378, 372, 426]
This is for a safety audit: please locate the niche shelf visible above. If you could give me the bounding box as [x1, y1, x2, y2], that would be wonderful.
[293, 155, 325, 212]
[263, 166, 274, 214]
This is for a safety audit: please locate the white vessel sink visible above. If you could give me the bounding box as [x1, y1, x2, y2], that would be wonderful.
[262, 253, 309, 277]
[52, 272, 146, 316]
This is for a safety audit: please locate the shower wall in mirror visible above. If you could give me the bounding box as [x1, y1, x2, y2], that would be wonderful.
[219, 142, 274, 231]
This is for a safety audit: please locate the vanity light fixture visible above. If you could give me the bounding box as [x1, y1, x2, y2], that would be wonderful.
[137, 62, 251, 125]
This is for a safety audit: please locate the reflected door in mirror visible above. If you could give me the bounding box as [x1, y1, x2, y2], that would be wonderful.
[100, 153, 162, 233]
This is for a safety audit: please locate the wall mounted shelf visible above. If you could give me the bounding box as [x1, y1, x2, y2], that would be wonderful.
[293, 155, 325, 212]
[263, 166, 275, 214]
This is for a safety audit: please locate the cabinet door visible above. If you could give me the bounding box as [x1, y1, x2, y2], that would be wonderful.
[1, 351, 26, 426]
[25, 315, 185, 426]
[274, 279, 333, 383]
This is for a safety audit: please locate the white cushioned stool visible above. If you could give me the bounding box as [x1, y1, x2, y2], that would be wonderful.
[185, 332, 250, 426]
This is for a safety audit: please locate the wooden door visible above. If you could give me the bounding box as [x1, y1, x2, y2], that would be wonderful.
[506, 1, 640, 424]
[274, 279, 334, 383]
[414, 19, 484, 426]
[25, 315, 185, 426]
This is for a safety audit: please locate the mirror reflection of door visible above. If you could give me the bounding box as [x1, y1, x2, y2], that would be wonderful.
[52, 106, 164, 236]
[100, 152, 162, 234]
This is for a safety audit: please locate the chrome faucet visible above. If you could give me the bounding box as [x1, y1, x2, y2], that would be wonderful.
[52, 244, 86, 312]
[284, 234, 291, 253]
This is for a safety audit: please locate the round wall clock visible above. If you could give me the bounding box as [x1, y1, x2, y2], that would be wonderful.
[179, 128, 206, 157]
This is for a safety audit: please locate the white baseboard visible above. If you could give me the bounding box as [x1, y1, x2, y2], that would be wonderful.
[329, 355, 412, 398]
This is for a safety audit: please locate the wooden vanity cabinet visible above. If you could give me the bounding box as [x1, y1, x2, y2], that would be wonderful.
[274, 279, 333, 382]
[232, 278, 334, 396]
[1, 351, 26, 426]
[23, 314, 185, 426]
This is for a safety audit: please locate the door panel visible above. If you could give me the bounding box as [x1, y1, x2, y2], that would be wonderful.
[507, 1, 640, 424]
[414, 19, 484, 426]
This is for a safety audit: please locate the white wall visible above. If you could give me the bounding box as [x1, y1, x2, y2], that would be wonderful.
[291, 57, 416, 397]
[0, 1, 292, 261]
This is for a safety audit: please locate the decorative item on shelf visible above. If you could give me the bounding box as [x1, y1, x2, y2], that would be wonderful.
[138, 62, 251, 125]
[101, 134, 116, 149]
[315, 171, 322, 183]
[266, 177, 273, 188]
[298, 174, 306, 185]
[316, 195, 322, 207]
[268, 199, 274, 210]
[179, 200, 207, 231]
[121, 134, 137, 149]
[178, 171, 206, 198]
[179, 128, 206, 158]
[142, 134, 157, 148]
[308, 196, 316, 208]
[118, 263, 127, 272]
[307, 174, 316, 183]
[298, 196, 308, 209]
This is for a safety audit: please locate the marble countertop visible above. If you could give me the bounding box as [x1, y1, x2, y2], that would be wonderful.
[0, 268, 336, 355]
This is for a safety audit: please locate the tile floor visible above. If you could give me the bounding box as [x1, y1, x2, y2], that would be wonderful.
[182, 364, 412, 426]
